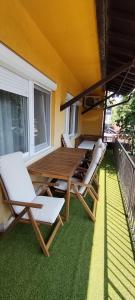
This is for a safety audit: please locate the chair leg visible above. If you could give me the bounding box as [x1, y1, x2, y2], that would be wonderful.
[46, 187, 53, 197]
[88, 188, 98, 203]
[5, 207, 29, 234]
[76, 192, 96, 222]
[28, 209, 50, 257]
[93, 175, 99, 187]
[58, 214, 64, 226]
[88, 188, 98, 219]
[46, 216, 63, 250]
[90, 185, 99, 200]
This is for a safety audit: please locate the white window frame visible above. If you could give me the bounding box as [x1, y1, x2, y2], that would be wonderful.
[65, 93, 78, 137]
[0, 43, 56, 161]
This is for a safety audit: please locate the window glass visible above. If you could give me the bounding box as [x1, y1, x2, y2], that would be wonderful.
[66, 104, 78, 136]
[69, 106, 74, 135]
[0, 90, 28, 155]
[74, 106, 79, 134]
[34, 85, 50, 151]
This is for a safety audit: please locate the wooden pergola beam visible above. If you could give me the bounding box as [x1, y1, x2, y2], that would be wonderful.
[111, 9, 135, 24]
[107, 93, 133, 109]
[109, 32, 135, 46]
[60, 61, 133, 111]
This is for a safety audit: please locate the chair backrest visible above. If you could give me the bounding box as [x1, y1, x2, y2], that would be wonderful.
[92, 138, 102, 158]
[92, 147, 102, 165]
[62, 133, 73, 148]
[0, 152, 36, 214]
[79, 159, 97, 195]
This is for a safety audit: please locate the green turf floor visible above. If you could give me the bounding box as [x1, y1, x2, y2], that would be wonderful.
[87, 150, 135, 300]
[0, 195, 94, 300]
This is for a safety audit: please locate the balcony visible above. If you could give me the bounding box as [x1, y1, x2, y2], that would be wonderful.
[0, 143, 134, 300]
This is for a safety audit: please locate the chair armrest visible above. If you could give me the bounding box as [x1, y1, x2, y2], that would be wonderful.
[32, 181, 59, 187]
[4, 199, 43, 209]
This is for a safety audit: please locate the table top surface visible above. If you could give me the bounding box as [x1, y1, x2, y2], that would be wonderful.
[28, 147, 86, 180]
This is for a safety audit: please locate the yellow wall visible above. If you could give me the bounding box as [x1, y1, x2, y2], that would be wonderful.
[81, 109, 103, 136]
[0, 0, 83, 223]
[0, 0, 102, 224]
[0, 0, 84, 144]
[19, 0, 102, 89]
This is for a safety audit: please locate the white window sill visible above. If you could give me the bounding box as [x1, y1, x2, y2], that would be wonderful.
[25, 145, 54, 167]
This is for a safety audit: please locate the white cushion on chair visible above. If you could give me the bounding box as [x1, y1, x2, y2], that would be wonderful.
[23, 196, 65, 224]
[54, 180, 68, 191]
[54, 177, 79, 193]
[78, 140, 95, 150]
[0, 152, 36, 214]
[79, 160, 97, 195]
[63, 133, 73, 148]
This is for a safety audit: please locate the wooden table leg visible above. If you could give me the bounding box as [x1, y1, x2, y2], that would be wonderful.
[65, 177, 71, 221]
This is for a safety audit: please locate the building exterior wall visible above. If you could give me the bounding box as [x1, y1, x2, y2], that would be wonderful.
[0, 0, 101, 224]
[81, 109, 103, 136]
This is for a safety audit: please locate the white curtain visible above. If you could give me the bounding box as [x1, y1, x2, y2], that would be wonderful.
[0, 90, 28, 155]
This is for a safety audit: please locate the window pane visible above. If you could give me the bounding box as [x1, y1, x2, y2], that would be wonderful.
[69, 106, 74, 135]
[75, 106, 79, 134]
[34, 86, 50, 151]
[0, 90, 28, 155]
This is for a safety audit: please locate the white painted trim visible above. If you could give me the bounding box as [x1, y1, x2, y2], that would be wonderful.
[25, 145, 54, 167]
[66, 93, 73, 101]
[0, 43, 57, 91]
[28, 81, 35, 157]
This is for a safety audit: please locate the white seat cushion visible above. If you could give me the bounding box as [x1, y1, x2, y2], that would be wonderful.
[78, 140, 96, 150]
[54, 180, 68, 191]
[54, 177, 80, 193]
[23, 196, 65, 224]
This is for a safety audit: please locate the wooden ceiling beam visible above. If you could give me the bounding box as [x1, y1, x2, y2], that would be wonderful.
[120, 77, 135, 84]
[107, 97, 132, 109]
[109, 80, 134, 88]
[118, 74, 135, 82]
[108, 86, 131, 94]
[111, 9, 135, 24]
[60, 61, 133, 111]
[109, 32, 135, 45]
[108, 46, 134, 58]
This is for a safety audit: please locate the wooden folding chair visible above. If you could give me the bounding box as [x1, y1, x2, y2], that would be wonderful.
[0, 152, 65, 256]
[53, 144, 106, 222]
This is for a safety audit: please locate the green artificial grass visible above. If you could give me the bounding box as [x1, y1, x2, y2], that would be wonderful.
[0, 195, 94, 300]
[87, 150, 135, 300]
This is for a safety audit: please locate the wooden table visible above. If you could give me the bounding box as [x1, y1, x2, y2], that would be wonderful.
[28, 147, 86, 220]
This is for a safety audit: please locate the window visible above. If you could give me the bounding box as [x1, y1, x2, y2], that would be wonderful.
[0, 90, 28, 155]
[34, 85, 50, 151]
[0, 83, 51, 156]
[0, 43, 57, 159]
[65, 95, 79, 136]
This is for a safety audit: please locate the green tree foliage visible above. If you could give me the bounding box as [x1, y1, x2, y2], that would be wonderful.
[112, 92, 135, 134]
